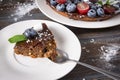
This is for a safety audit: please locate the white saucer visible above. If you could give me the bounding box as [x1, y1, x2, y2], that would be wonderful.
[0, 20, 81, 80]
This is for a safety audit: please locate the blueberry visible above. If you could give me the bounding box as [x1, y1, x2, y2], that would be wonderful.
[97, 8, 105, 16]
[73, 0, 81, 4]
[113, 3, 120, 10]
[56, 4, 65, 11]
[90, 4, 98, 10]
[66, 3, 76, 13]
[96, 3, 102, 7]
[23, 28, 38, 39]
[65, 0, 72, 6]
[87, 9, 97, 17]
[50, 0, 57, 6]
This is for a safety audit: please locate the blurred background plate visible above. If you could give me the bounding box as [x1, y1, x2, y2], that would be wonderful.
[36, 0, 120, 29]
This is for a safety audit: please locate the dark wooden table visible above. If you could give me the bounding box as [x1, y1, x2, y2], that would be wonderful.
[0, 0, 120, 80]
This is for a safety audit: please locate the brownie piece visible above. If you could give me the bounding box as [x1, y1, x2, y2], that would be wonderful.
[14, 23, 57, 61]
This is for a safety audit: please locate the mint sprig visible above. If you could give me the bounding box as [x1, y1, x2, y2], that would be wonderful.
[97, 1, 103, 5]
[106, 0, 110, 5]
[8, 35, 27, 43]
[97, 0, 111, 5]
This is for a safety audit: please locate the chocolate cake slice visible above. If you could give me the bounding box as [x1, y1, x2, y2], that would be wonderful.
[14, 23, 57, 61]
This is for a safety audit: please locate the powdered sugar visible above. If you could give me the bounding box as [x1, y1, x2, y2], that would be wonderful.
[90, 39, 95, 43]
[10, 1, 38, 21]
[100, 44, 120, 62]
[0, 0, 3, 2]
[82, 78, 86, 80]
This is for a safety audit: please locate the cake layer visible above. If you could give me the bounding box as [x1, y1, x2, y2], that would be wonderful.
[14, 23, 57, 61]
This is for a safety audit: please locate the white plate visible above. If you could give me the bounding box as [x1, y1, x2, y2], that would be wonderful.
[0, 20, 81, 80]
[36, 0, 120, 29]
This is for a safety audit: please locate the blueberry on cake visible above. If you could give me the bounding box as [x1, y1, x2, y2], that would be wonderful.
[46, 0, 120, 21]
[9, 23, 57, 61]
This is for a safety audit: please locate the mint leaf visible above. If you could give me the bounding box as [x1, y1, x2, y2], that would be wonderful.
[8, 35, 27, 43]
[106, 0, 110, 5]
[97, 1, 103, 5]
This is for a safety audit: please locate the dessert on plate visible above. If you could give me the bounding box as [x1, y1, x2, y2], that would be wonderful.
[46, 0, 120, 21]
[8, 23, 57, 61]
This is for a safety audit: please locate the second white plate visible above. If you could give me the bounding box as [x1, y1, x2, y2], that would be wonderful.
[36, 0, 120, 29]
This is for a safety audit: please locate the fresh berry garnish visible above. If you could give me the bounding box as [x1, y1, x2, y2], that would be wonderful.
[8, 35, 27, 43]
[56, 0, 66, 4]
[73, 0, 81, 4]
[56, 4, 65, 11]
[87, 9, 97, 17]
[97, 8, 105, 16]
[103, 5, 116, 14]
[113, 3, 120, 10]
[23, 28, 38, 39]
[50, 0, 58, 6]
[65, 0, 72, 6]
[90, 4, 98, 10]
[77, 2, 90, 15]
[66, 3, 76, 12]
[89, 0, 98, 3]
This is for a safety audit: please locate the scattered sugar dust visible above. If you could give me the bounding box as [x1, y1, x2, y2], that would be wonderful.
[9, 1, 38, 21]
[88, 39, 120, 63]
[0, 0, 3, 2]
[82, 38, 120, 70]
[82, 46, 90, 54]
[98, 44, 120, 70]
[99, 44, 120, 62]
[90, 39, 95, 43]
[81, 39, 95, 53]
[82, 78, 86, 80]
